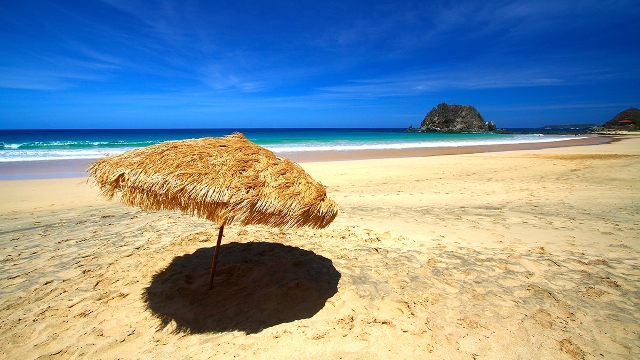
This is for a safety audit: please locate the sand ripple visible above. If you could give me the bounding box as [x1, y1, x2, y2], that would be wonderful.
[1, 205, 638, 359]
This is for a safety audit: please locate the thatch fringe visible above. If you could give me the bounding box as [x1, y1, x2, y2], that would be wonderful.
[88, 133, 338, 229]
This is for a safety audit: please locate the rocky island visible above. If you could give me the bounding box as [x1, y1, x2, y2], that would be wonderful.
[407, 102, 496, 133]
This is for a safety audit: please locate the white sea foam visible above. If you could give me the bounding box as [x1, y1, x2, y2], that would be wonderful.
[267, 135, 583, 153]
[0, 148, 132, 162]
[0, 135, 583, 162]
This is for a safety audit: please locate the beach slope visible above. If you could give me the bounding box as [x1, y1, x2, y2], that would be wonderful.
[1, 137, 639, 359]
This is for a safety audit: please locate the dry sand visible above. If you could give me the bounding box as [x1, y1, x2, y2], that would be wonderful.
[1, 137, 639, 359]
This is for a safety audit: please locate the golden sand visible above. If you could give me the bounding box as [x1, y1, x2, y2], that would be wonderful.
[1, 137, 639, 359]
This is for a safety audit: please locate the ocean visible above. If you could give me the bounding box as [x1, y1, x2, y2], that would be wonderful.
[0, 128, 586, 163]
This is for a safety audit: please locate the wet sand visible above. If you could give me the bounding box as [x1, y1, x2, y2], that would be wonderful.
[0, 136, 639, 359]
[0, 135, 611, 180]
[282, 134, 612, 162]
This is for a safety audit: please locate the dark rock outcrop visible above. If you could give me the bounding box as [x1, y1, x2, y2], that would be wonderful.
[602, 108, 640, 130]
[408, 103, 495, 133]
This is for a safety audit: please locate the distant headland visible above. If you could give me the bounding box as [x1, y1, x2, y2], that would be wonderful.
[407, 103, 639, 133]
[597, 107, 640, 131]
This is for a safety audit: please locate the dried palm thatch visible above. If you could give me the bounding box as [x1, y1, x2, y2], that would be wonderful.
[88, 132, 338, 289]
[89, 132, 337, 228]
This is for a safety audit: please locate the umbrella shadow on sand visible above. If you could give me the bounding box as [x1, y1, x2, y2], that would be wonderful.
[143, 241, 341, 334]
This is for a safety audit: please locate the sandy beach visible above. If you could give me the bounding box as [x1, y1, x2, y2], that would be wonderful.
[1, 136, 639, 359]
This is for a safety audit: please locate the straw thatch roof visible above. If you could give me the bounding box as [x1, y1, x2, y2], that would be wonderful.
[88, 133, 338, 229]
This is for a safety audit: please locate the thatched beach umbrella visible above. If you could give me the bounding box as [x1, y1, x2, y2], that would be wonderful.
[88, 133, 338, 289]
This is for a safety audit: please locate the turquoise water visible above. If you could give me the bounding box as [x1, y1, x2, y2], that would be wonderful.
[0, 128, 580, 162]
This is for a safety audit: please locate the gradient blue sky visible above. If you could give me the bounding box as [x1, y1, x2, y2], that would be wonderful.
[1, 0, 638, 129]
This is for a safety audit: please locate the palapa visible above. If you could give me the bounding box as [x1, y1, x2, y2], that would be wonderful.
[88, 132, 338, 289]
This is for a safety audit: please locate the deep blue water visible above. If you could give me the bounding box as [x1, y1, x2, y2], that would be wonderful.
[0, 128, 583, 162]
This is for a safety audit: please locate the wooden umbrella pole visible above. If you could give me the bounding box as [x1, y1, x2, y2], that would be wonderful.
[208, 223, 225, 290]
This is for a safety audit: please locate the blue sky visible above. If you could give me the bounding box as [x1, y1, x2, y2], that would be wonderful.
[1, 0, 638, 129]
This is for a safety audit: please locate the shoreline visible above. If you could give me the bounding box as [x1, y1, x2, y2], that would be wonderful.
[282, 134, 612, 162]
[0, 135, 614, 180]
